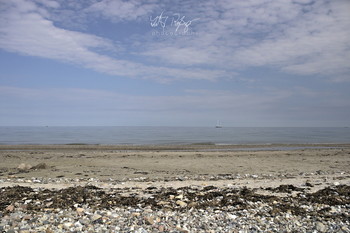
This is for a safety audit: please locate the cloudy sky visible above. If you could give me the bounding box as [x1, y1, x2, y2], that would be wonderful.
[0, 0, 349, 127]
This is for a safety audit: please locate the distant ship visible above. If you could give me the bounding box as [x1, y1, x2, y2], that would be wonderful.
[215, 120, 222, 128]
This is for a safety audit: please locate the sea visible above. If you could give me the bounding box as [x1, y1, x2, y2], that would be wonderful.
[0, 126, 350, 145]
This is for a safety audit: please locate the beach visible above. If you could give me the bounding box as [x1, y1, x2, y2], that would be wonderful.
[1, 144, 350, 232]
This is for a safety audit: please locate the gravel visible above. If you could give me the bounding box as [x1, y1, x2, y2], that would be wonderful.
[1, 180, 349, 233]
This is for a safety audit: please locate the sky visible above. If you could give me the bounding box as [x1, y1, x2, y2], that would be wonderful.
[0, 0, 349, 127]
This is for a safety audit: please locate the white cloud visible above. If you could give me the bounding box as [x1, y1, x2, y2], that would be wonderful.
[230, 1, 350, 76]
[1, 0, 349, 84]
[34, 0, 60, 8]
[138, 0, 350, 81]
[0, 0, 225, 82]
[85, 0, 159, 21]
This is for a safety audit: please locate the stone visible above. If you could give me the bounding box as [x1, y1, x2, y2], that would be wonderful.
[91, 214, 102, 222]
[46, 202, 53, 207]
[316, 222, 327, 232]
[76, 207, 85, 214]
[305, 181, 314, 187]
[131, 212, 140, 217]
[32, 163, 48, 170]
[144, 216, 154, 225]
[22, 215, 32, 221]
[74, 221, 83, 228]
[158, 225, 165, 232]
[24, 199, 32, 205]
[176, 226, 189, 233]
[188, 202, 197, 208]
[63, 222, 73, 230]
[227, 214, 238, 220]
[5, 205, 14, 212]
[17, 163, 32, 171]
[176, 200, 187, 208]
[157, 201, 170, 206]
[19, 230, 30, 233]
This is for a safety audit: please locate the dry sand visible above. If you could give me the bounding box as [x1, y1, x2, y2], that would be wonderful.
[0, 144, 349, 190]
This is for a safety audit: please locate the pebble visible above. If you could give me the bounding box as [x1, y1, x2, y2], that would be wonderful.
[176, 200, 187, 208]
[0, 174, 349, 232]
[316, 221, 327, 232]
[5, 205, 14, 212]
[76, 207, 85, 214]
[91, 214, 102, 222]
[0, 205, 348, 233]
[144, 216, 154, 225]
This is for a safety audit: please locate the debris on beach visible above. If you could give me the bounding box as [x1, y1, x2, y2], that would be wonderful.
[0, 184, 349, 232]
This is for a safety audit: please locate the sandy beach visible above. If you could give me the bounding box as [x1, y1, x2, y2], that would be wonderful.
[1, 144, 349, 186]
[1, 144, 350, 232]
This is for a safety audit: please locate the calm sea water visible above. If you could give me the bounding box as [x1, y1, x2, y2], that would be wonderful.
[0, 126, 349, 145]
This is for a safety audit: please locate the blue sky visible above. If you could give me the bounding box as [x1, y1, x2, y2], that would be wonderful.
[0, 0, 349, 127]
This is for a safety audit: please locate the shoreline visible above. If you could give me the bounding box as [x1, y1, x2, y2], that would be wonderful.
[1, 143, 349, 151]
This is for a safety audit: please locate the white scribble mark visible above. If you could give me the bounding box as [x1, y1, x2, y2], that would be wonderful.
[171, 13, 199, 33]
[150, 11, 168, 32]
[150, 11, 199, 35]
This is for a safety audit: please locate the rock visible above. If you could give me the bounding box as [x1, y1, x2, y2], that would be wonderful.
[91, 214, 102, 222]
[157, 201, 170, 206]
[17, 163, 32, 171]
[45, 228, 54, 233]
[131, 212, 140, 217]
[32, 163, 48, 170]
[63, 222, 73, 230]
[305, 181, 314, 187]
[176, 200, 187, 208]
[5, 205, 14, 212]
[76, 207, 85, 214]
[46, 202, 53, 207]
[22, 215, 32, 221]
[176, 226, 189, 233]
[158, 225, 165, 232]
[227, 213, 237, 220]
[316, 222, 327, 232]
[24, 199, 32, 205]
[74, 221, 83, 228]
[188, 202, 197, 208]
[144, 216, 154, 225]
[18, 230, 30, 233]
